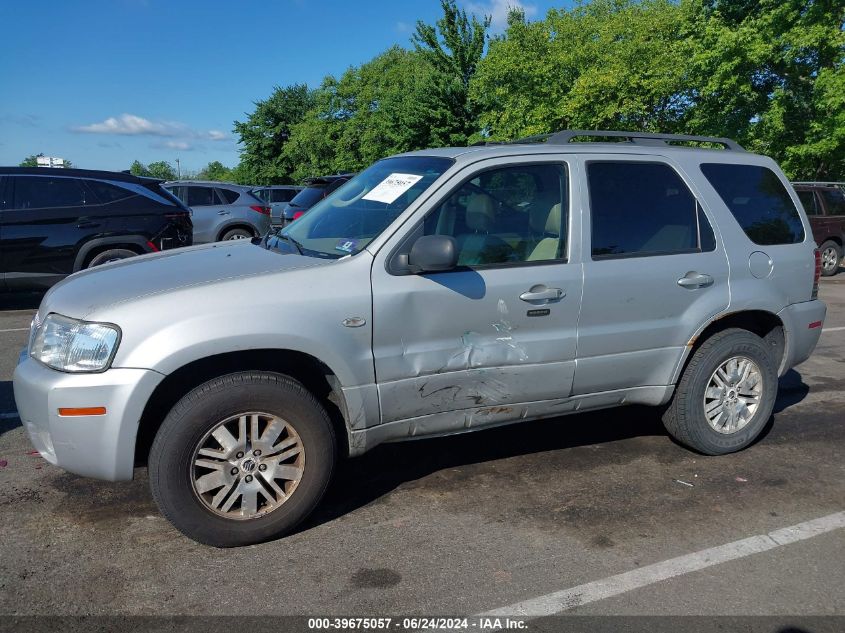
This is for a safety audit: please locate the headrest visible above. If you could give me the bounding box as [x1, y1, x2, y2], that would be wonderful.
[466, 193, 496, 232]
[530, 200, 562, 236]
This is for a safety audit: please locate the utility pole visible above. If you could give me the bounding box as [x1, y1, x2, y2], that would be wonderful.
[176, 158, 181, 179]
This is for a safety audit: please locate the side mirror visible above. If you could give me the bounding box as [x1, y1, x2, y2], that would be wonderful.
[408, 235, 458, 273]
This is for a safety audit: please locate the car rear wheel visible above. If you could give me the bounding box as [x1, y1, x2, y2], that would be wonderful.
[819, 240, 842, 276]
[87, 248, 137, 268]
[148, 371, 336, 547]
[221, 228, 253, 241]
[662, 328, 777, 455]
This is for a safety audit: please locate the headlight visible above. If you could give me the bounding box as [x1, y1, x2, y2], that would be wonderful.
[30, 313, 121, 373]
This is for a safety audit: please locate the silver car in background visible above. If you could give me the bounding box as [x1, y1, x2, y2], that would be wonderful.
[251, 185, 303, 228]
[164, 180, 271, 243]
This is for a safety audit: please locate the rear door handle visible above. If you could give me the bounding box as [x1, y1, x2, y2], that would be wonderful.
[76, 221, 100, 229]
[217, 210, 230, 216]
[677, 272, 714, 289]
[520, 285, 564, 304]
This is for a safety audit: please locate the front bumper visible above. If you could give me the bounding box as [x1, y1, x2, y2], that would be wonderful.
[13, 352, 164, 481]
[778, 300, 827, 374]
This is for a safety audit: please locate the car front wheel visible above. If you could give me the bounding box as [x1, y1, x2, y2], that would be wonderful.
[148, 371, 336, 547]
[662, 328, 778, 455]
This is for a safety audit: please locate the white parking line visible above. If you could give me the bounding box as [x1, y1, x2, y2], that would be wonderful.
[822, 325, 845, 333]
[0, 327, 29, 333]
[479, 511, 845, 617]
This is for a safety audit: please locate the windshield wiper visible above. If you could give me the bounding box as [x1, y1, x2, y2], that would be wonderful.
[277, 234, 304, 255]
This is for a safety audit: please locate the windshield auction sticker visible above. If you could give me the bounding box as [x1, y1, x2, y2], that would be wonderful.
[362, 173, 423, 204]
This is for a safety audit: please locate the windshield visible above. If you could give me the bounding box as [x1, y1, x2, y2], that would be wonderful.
[279, 156, 453, 258]
[288, 185, 327, 209]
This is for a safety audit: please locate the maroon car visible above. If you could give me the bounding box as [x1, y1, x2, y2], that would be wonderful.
[793, 182, 845, 276]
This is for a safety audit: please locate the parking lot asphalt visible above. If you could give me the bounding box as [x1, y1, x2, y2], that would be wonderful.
[0, 279, 843, 619]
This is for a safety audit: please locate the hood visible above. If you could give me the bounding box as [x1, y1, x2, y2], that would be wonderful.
[41, 240, 331, 319]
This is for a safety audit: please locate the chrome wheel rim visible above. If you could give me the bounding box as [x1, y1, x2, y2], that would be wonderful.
[227, 233, 249, 240]
[191, 412, 305, 520]
[703, 356, 763, 434]
[822, 246, 839, 272]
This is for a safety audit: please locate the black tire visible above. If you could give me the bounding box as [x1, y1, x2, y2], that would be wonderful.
[220, 227, 253, 241]
[148, 371, 336, 547]
[86, 248, 137, 268]
[662, 328, 777, 455]
[819, 240, 842, 277]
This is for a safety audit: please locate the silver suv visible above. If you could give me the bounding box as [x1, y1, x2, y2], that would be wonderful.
[14, 131, 827, 547]
[163, 180, 271, 243]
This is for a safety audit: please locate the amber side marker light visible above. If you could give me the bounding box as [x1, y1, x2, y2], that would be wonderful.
[58, 407, 107, 417]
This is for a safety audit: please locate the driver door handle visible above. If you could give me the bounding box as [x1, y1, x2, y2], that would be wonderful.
[520, 285, 564, 304]
[677, 271, 714, 289]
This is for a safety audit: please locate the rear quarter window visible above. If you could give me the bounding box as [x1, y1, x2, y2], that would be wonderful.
[85, 179, 134, 204]
[821, 188, 845, 216]
[701, 164, 805, 245]
[216, 188, 240, 204]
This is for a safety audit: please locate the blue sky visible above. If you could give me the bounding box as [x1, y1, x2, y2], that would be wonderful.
[0, 0, 564, 173]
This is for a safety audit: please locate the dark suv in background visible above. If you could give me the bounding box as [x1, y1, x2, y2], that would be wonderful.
[283, 173, 354, 225]
[0, 167, 192, 291]
[793, 181, 845, 275]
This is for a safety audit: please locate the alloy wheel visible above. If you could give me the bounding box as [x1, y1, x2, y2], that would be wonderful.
[191, 412, 305, 520]
[703, 356, 763, 434]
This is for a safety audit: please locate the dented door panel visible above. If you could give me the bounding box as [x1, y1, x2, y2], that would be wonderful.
[371, 264, 583, 424]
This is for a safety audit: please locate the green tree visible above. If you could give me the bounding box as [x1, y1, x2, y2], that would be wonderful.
[471, 0, 694, 140]
[283, 47, 448, 181]
[412, 0, 490, 144]
[129, 160, 176, 179]
[233, 83, 315, 184]
[20, 153, 72, 168]
[129, 160, 151, 177]
[686, 0, 845, 179]
[19, 153, 44, 167]
[146, 161, 177, 180]
[196, 161, 233, 181]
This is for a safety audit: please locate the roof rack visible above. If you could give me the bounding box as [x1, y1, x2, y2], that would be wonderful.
[791, 181, 845, 187]
[508, 129, 745, 151]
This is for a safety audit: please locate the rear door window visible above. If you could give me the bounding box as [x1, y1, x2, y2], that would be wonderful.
[187, 186, 216, 207]
[588, 162, 715, 258]
[270, 189, 296, 203]
[700, 164, 805, 245]
[12, 176, 89, 209]
[289, 186, 326, 208]
[821, 188, 845, 216]
[797, 190, 820, 216]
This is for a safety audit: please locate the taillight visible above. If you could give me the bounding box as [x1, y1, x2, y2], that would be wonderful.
[146, 240, 160, 252]
[812, 248, 821, 299]
[250, 205, 271, 216]
[292, 211, 305, 221]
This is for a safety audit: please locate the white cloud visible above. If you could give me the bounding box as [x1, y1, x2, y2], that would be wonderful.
[73, 113, 231, 143]
[463, 0, 537, 31]
[153, 140, 194, 151]
[73, 113, 186, 136]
